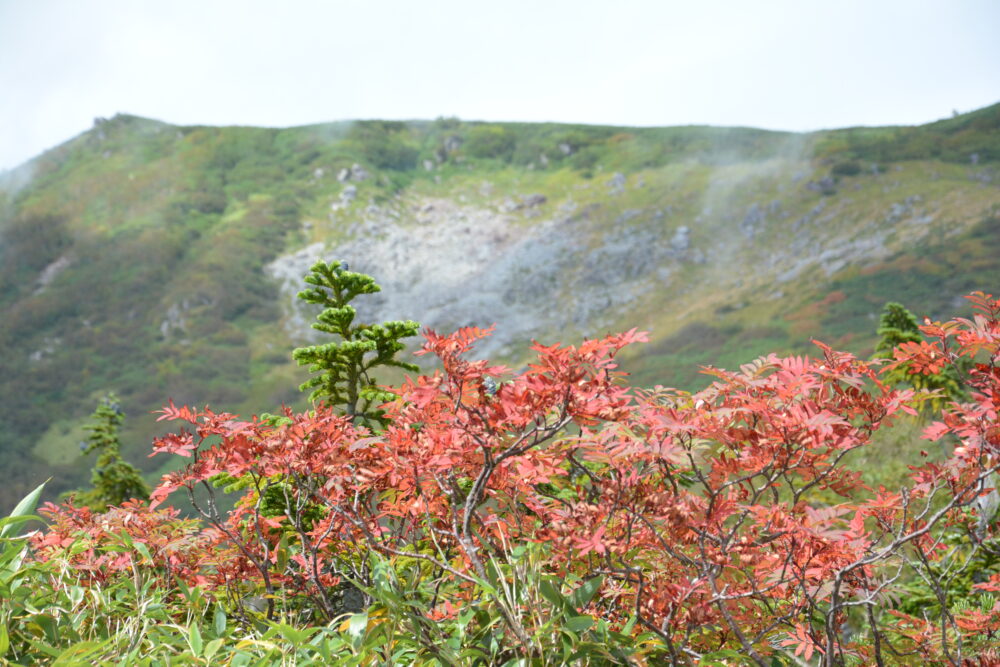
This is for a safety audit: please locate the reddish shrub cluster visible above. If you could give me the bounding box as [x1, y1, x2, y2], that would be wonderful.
[31, 499, 224, 590]
[30, 294, 1000, 665]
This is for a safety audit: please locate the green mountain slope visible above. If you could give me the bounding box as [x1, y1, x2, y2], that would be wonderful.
[1, 107, 998, 508]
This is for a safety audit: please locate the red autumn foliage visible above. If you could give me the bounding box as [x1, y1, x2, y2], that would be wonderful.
[29, 293, 1000, 665]
[30, 499, 222, 590]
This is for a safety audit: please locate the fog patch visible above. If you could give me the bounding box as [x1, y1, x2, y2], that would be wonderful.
[0, 160, 37, 199]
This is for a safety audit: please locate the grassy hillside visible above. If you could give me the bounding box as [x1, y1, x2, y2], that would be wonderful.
[1, 106, 998, 509]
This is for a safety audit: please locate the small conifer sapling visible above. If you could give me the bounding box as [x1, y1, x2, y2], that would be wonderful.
[292, 260, 419, 428]
[874, 301, 965, 406]
[71, 393, 150, 511]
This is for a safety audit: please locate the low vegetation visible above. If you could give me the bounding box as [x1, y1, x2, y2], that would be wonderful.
[3, 263, 999, 664]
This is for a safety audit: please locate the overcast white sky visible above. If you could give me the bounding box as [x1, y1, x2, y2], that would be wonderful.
[1, 0, 998, 171]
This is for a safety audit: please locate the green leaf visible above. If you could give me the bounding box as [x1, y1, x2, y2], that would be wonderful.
[175, 576, 191, 601]
[1, 481, 46, 538]
[275, 534, 289, 573]
[132, 540, 152, 562]
[569, 575, 604, 610]
[0, 514, 41, 536]
[25, 637, 62, 658]
[32, 613, 58, 643]
[116, 529, 134, 549]
[214, 607, 228, 636]
[315, 635, 333, 662]
[203, 638, 223, 662]
[564, 615, 594, 633]
[539, 579, 571, 614]
[568, 641, 617, 662]
[268, 623, 316, 646]
[0, 538, 25, 569]
[188, 622, 203, 655]
[67, 586, 84, 606]
[0, 622, 8, 656]
[177, 579, 204, 608]
[51, 640, 107, 665]
[347, 612, 367, 642]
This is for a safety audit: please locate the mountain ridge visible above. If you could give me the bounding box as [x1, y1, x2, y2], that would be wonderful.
[8, 98, 999, 177]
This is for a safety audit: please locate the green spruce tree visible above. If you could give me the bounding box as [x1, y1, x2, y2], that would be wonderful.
[292, 260, 420, 427]
[71, 393, 150, 511]
[874, 302, 965, 407]
[874, 302, 923, 356]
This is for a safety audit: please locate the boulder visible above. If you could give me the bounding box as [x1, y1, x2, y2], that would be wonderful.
[522, 193, 547, 208]
[671, 226, 690, 251]
[350, 163, 370, 181]
[741, 203, 766, 238]
[609, 172, 626, 194]
[806, 176, 837, 195]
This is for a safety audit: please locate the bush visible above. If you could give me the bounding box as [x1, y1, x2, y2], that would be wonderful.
[464, 125, 516, 161]
[348, 121, 419, 171]
[13, 287, 1000, 665]
[830, 160, 862, 177]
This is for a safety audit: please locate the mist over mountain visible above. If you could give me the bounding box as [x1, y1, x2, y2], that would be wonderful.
[1, 106, 998, 508]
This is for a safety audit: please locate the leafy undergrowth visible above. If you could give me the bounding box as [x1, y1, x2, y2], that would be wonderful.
[4, 290, 1000, 665]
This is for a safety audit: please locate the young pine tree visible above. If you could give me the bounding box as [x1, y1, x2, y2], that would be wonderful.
[292, 260, 419, 428]
[874, 302, 922, 356]
[874, 301, 965, 406]
[71, 393, 150, 511]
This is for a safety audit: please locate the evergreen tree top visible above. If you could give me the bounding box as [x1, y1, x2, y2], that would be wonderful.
[69, 392, 150, 511]
[292, 260, 419, 428]
[874, 302, 922, 357]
